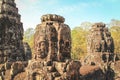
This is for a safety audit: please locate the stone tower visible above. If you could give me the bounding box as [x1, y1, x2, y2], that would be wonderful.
[27, 14, 81, 80]
[34, 14, 71, 61]
[0, 0, 24, 63]
[0, 0, 32, 80]
[86, 22, 114, 65]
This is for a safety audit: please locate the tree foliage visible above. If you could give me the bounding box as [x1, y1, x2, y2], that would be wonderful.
[71, 27, 88, 59]
[23, 28, 34, 51]
[110, 26, 120, 54]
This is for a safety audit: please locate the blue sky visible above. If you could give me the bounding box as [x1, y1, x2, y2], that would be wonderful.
[15, 0, 120, 30]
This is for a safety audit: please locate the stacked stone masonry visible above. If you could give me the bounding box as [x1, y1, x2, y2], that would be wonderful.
[0, 0, 31, 80]
[86, 23, 115, 65]
[27, 14, 81, 80]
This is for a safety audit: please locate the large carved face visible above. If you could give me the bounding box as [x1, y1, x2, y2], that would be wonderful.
[94, 40, 101, 52]
[40, 42, 46, 51]
[106, 37, 112, 46]
[37, 41, 47, 59]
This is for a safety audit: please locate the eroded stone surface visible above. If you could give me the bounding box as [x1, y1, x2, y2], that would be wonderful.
[0, 0, 31, 80]
[0, 0, 24, 63]
[84, 22, 120, 80]
[26, 14, 81, 80]
[34, 14, 71, 62]
[85, 23, 115, 66]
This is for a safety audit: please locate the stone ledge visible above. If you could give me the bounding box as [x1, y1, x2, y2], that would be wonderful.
[41, 14, 65, 23]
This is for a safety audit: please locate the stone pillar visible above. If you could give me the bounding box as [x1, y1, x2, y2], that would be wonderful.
[86, 22, 115, 65]
[0, 0, 25, 62]
[34, 14, 71, 62]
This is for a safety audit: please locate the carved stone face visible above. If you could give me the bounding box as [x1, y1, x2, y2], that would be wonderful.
[37, 41, 47, 59]
[40, 42, 46, 51]
[94, 41, 101, 52]
[106, 37, 112, 46]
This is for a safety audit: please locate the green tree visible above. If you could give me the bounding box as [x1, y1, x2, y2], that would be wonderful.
[71, 27, 88, 59]
[110, 26, 120, 54]
[23, 28, 35, 51]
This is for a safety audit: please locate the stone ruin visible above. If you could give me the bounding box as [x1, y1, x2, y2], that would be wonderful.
[34, 14, 71, 61]
[26, 14, 81, 80]
[86, 23, 115, 65]
[26, 15, 120, 80]
[0, 0, 24, 63]
[0, 0, 31, 80]
[0, 0, 120, 80]
[83, 22, 120, 80]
